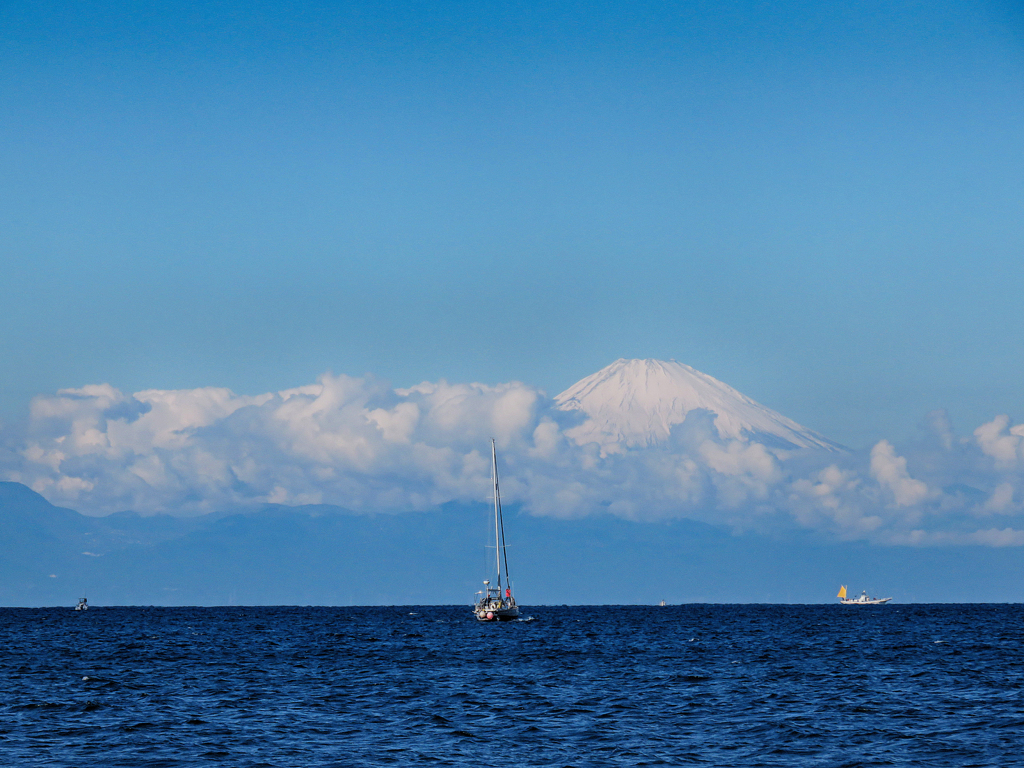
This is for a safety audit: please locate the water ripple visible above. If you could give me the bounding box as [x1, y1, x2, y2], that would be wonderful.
[1, 605, 1023, 766]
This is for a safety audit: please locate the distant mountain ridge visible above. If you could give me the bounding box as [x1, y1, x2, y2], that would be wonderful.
[0, 480, 751, 605]
[4, 480, 1024, 604]
[555, 358, 843, 453]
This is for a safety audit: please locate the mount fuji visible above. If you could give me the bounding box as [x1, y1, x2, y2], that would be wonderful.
[554, 359, 843, 453]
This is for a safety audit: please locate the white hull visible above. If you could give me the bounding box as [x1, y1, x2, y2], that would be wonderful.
[837, 587, 890, 605]
[475, 604, 520, 621]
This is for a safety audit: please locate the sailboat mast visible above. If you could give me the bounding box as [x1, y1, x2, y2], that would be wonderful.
[492, 439, 511, 597]
[492, 439, 502, 592]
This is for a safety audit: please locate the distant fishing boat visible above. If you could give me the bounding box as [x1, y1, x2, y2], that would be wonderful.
[74, 597, 88, 611]
[837, 585, 891, 605]
[473, 440, 519, 622]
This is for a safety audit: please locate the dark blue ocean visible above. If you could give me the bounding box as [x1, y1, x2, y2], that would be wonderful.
[2, 605, 1022, 766]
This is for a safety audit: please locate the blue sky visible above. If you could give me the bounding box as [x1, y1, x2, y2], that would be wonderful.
[1, 0, 1022, 452]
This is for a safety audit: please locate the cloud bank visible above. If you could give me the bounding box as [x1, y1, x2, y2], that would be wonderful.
[3, 374, 1024, 546]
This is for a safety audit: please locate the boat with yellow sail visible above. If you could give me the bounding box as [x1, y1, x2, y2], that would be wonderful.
[837, 585, 891, 605]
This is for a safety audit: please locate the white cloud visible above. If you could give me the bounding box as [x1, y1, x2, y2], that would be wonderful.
[700, 440, 780, 508]
[981, 482, 1016, 514]
[968, 528, 1024, 547]
[787, 464, 884, 540]
[4, 373, 1024, 547]
[869, 440, 931, 508]
[974, 415, 1024, 469]
[892, 527, 1024, 547]
[924, 409, 955, 451]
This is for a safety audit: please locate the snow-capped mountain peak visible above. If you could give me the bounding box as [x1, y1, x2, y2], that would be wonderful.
[554, 358, 842, 452]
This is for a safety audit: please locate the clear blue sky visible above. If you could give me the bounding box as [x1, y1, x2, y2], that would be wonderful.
[1, 0, 1021, 449]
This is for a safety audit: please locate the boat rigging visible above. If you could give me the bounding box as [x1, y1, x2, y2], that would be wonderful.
[473, 440, 520, 622]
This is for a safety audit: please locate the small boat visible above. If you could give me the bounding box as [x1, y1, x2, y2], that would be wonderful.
[74, 597, 88, 611]
[837, 585, 891, 605]
[473, 440, 520, 622]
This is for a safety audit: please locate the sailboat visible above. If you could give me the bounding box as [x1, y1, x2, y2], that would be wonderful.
[837, 585, 891, 605]
[473, 440, 520, 622]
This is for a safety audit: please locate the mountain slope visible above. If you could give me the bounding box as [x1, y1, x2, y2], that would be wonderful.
[555, 358, 843, 452]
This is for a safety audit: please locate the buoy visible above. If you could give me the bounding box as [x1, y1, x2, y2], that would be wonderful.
[486, 612, 494, 620]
